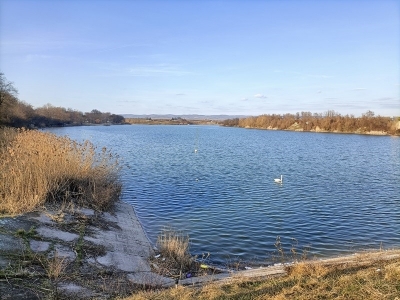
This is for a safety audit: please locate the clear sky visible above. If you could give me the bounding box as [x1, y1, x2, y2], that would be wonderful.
[1, 0, 399, 116]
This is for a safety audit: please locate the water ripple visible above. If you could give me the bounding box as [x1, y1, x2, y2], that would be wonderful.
[46, 125, 400, 265]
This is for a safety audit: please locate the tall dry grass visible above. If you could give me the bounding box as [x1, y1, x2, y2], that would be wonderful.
[0, 126, 18, 148]
[156, 227, 193, 271]
[0, 128, 121, 215]
[157, 228, 190, 261]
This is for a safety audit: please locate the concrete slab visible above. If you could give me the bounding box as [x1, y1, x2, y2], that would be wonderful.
[36, 226, 79, 242]
[32, 213, 55, 225]
[236, 265, 287, 278]
[96, 252, 150, 272]
[0, 216, 37, 232]
[57, 282, 96, 298]
[127, 272, 176, 287]
[0, 218, 12, 226]
[30, 240, 50, 252]
[0, 257, 10, 268]
[0, 201, 192, 297]
[0, 234, 23, 252]
[78, 208, 95, 216]
[85, 201, 154, 274]
[179, 273, 231, 286]
[177, 265, 287, 287]
[102, 212, 118, 223]
[53, 244, 77, 261]
[84, 228, 151, 257]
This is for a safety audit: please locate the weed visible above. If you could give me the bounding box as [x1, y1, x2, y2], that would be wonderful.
[224, 255, 245, 271]
[274, 236, 285, 263]
[271, 236, 311, 264]
[157, 227, 192, 269]
[14, 226, 37, 251]
[37, 250, 68, 299]
[15, 226, 37, 240]
[42, 251, 68, 281]
[74, 223, 85, 268]
[154, 227, 195, 279]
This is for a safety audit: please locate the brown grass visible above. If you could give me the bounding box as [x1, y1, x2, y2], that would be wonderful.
[124, 252, 400, 300]
[0, 128, 121, 215]
[0, 126, 18, 148]
[156, 228, 193, 272]
[40, 251, 68, 281]
[157, 228, 190, 262]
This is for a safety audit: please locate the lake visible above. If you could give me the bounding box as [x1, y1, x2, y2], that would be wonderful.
[46, 125, 400, 266]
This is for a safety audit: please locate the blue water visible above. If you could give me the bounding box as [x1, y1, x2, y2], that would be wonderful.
[46, 125, 400, 265]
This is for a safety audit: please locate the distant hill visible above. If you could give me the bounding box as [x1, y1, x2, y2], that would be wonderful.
[121, 114, 249, 121]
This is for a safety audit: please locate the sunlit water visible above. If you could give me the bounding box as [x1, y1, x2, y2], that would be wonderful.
[46, 125, 400, 265]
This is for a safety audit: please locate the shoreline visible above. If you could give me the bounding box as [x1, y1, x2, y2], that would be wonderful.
[2, 200, 399, 299]
[38, 122, 400, 137]
[237, 125, 399, 136]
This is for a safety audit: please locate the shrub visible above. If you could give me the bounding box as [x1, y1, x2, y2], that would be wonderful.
[0, 128, 121, 215]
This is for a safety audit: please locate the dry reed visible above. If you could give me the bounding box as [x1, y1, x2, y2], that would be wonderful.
[0, 128, 121, 215]
[157, 227, 193, 271]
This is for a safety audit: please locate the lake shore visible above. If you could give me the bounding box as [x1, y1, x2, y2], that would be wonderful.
[1, 200, 399, 299]
[239, 125, 399, 136]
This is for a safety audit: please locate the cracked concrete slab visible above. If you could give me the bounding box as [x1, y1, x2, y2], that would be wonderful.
[78, 208, 95, 216]
[127, 272, 176, 287]
[58, 282, 96, 298]
[30, 240, 50, 252]
[32, 213, 55, 225]
[1, 201, 177, 297]
[87, 202, 155, 274]
[102, 211, 118, 223]
[53, 244, 77, 261]
[0, 234, 23, 252]
[179, 273, 231, 286]
[0, 257, 10, 268]
[97, 252, 150, 272]
[36, 226, 79, 242]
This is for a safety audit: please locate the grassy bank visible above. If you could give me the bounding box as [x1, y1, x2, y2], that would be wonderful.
[124, 250, 400, 300]
[0, 127, 121, 215]
[127, 229, 400, 299]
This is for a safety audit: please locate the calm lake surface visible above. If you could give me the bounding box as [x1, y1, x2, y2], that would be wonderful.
[46, 125, 400, 265]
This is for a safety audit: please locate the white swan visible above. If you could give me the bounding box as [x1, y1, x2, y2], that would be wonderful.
[274, 175, 283, 183]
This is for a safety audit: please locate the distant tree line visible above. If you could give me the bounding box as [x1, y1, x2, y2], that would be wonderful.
[125, 117, 193, 125]
[221, 110, 400, 135]
[0, 73, 125, 128]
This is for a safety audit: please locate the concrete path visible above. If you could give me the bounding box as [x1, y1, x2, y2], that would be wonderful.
[0, 201, 175, 299]
[84, 201, 155, 273]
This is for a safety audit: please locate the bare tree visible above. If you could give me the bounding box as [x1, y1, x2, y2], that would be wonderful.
[0, 73, 18, 107]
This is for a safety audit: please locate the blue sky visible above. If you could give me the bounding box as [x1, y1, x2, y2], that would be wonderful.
[1, 0, 399, 116]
